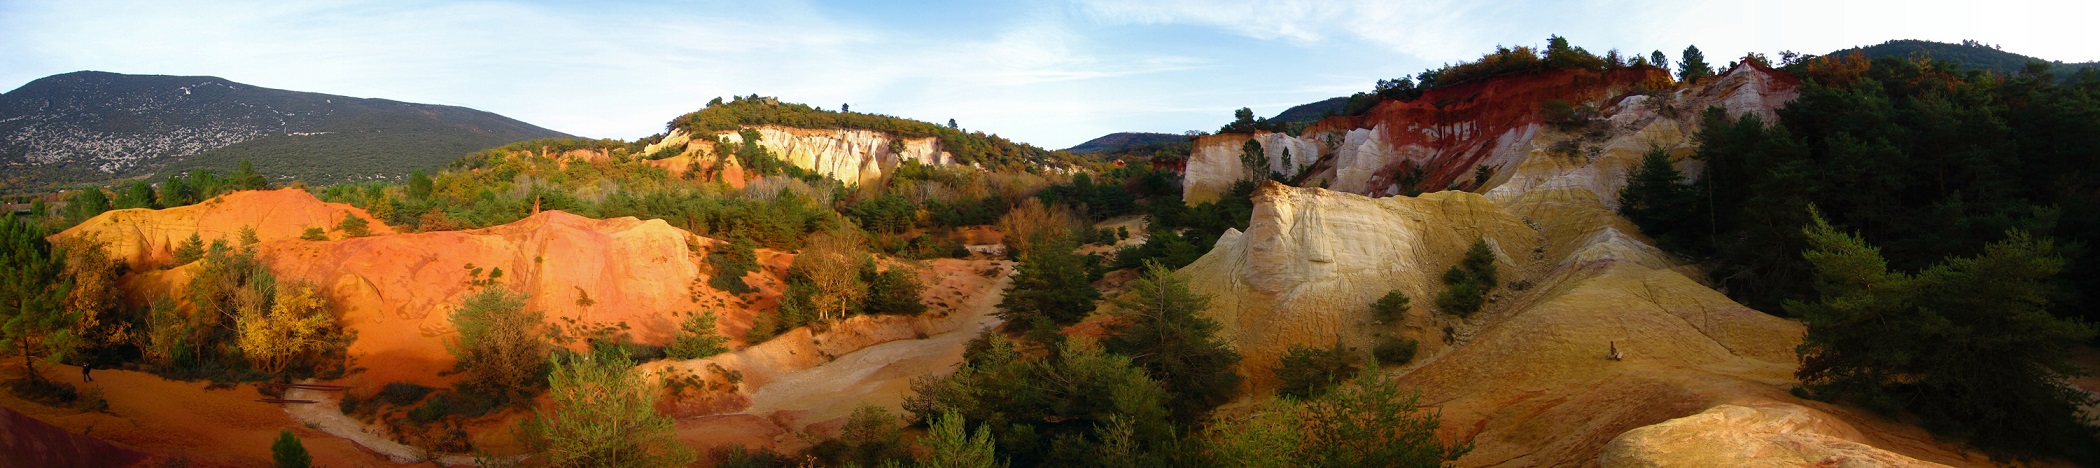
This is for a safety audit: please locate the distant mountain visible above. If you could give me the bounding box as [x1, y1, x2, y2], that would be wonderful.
[1064, 132, 1188, 155]
[1269, 96, 1349, 124]
[1832, 39, 2099, 79]
[0, 71, 568, 193]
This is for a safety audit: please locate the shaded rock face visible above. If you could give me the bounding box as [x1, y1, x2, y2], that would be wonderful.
[649, 126, 954, 186]
[1599, 404, 1951, 467]
[1183, 64, 1798, 203]
[0, 405, 150, 468]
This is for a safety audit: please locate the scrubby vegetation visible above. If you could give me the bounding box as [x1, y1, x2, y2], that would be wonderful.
[1274, 341, 1367, 400]
[1434, 239, 1498, 316]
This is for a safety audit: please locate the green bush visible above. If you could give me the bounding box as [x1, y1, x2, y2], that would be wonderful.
[1373, 337, 1419, 365]
[1274, 341, 1366, 399]
[1435, 239, 1497, 316]
[1370, 290, 1411, 323]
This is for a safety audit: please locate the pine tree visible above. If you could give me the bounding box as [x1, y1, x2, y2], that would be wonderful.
[117, 181, 157, 209]
[522, 350, 696, 467]
[0, 215, 79, 383]
[996, 237, 1101, 330]
[1103, 262, 1242, 424]
[1618, 148, 1704, 255]
[918, 411, 999, 468]
[1792, 212, 2098, 457]
[1679, 45, 1713, 82]
[665, 310, 729, 359]
[271, 430, 311, 468]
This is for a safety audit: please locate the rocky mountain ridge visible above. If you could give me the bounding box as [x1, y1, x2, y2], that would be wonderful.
[0, 71, 567, 192]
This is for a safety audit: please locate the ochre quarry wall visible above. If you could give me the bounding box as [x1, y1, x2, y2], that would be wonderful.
[645, 126, 954, 187]
[1185, 63, 1799, 204]
[52, 188, 395, 270]
[57, 191, 786, 386]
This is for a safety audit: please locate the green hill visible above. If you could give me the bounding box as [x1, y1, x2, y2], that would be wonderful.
[1833, 39, 2099, 79]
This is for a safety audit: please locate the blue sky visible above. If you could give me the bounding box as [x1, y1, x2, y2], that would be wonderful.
[2, 0, 2093, 149]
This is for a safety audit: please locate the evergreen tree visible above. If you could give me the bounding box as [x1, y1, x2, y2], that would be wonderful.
[0, 215, 79, 383]
[1679, 45, 1713, 82]
[407, 169, 434, 201]
[919, 411, 999, 468]
[665, 310, 729, 360]
[1102, 262, 1242, 424]
[159, 175, 196, 207]
[1650, 50, 1669, 70]
[234, 160, 268, 191]
[522, 350, 697, 467]
[271, 430, 311, 468]
[64, 188, 110, 224]
[995, 238, 1101, 330]
[117, 181, 157, 209]
[1240, 139, 1269, 182]
[1618, 148, 1705, 255]
[1792, 213, 2098, 458]
[173, 233, 206, 265]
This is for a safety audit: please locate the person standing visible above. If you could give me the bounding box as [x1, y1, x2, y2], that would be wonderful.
[81, 362, 93, 382]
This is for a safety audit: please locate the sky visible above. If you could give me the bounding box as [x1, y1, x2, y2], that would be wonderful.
[2, 0, 2093, 149]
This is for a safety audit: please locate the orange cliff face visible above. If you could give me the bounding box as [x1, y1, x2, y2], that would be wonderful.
[55, 190, 782, 387]
[52, 188, 396, 270]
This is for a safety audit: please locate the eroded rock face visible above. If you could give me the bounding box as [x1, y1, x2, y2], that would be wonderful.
[1183, 63, 1798, 204]
[1175, 118, 1964, 464]
[651, 126, 953, 186]
[1180, 183, 1535, 380]
[53, 188, 395, 270]
[1599, 404, 1949, 467]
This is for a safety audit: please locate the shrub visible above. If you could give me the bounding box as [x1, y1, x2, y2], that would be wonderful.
[1370, 290, 1411, 323]
[336, 215, 371, 238]
[299, 227, 327, 241]
[861, 264, 926, 316]
[1207, 372, 1471, 466]
[1274, 341, 1365, 399]
[1374, 337, 1419, 365]
[807, 405, 910, 467]
[374, 382, 435, 407]
[1435, 239, 1497, 316]
[445, 287, 548, 400]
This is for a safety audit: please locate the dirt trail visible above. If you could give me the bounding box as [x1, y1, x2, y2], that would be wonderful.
[740, 272, 1011, 423]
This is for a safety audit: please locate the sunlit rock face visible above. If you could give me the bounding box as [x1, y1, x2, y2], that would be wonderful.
[645, 126, 953, 186]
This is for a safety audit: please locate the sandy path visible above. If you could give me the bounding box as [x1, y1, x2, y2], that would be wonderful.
[739, 272, 1011, 423]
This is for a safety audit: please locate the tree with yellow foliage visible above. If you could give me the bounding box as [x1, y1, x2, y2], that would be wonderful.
[236, 281, 335, 375]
